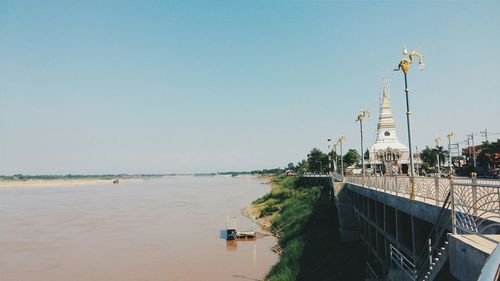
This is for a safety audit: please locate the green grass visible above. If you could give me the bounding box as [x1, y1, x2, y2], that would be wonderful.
[253, 175, 367, 281]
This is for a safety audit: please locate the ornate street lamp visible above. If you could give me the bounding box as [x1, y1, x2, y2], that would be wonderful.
[394, 46, 424, 200]
[356, 109, 370, 179]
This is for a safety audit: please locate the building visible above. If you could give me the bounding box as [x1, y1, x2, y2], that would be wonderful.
[368, 86, 420, 175]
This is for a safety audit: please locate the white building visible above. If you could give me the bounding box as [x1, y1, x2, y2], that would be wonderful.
[368, 86, 420, 175]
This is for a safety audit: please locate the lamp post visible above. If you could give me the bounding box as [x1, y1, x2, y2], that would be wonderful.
[327, 139, 332, 175]
[447, 131, 455, 175]
[435, 136, 441, 176]
[356, 109, 370, 179]
[415, 146, 420, 176]
[332, 143, 338, 174]
[394, 46, 424, 200]
[338, 135, 345, 179]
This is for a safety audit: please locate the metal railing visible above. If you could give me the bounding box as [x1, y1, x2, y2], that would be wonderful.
[345, 175, 450, 205]
[389, 243, 417, 281]
[414, 191, 452, 281]
[366, 261, 380, 280]
[302, 173, 330, 178]
[332, 172, 343, 182]
[346, 175, 500, 236]
[348, 175, 499, 280]
[452, 181, 500, 238]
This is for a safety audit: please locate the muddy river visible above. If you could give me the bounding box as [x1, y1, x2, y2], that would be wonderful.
[0, 176, 277, 281]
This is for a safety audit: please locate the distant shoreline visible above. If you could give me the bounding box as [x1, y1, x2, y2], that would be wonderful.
[0, 176, 151, 188]
[0, 173, 272, 188]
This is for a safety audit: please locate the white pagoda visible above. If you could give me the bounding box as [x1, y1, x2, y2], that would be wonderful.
[368, 86, 417, 175]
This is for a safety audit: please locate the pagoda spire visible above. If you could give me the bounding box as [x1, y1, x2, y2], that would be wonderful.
[377, 86, 396, 132]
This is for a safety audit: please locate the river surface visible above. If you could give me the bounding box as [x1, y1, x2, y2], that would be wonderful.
[0, 176, 277, 281]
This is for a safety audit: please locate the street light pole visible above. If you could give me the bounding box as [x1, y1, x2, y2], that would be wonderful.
[327, 139, 332, 176]
[404, 72, 415, 179]
[338, 135, 345, 179]
[447, 131, 455, 175]
[435, 136, 441, 176]
[333, 143, 338, 174]
[394, 46, 424, 200]
[356, 109, 370, 179]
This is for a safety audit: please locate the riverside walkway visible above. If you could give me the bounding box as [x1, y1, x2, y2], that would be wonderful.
[302, 173, 500, 281]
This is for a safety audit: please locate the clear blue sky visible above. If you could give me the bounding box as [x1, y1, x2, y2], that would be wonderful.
[1, 0, 499, 174]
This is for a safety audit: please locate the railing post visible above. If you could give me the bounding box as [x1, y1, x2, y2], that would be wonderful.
[395, 175, 399, 196]
[471, 172, 478, 217]
[434, 173, 440, 205]
[450, 176, 457, 234]
[498, 187, 500, 212]
[471, 172, 477, 184]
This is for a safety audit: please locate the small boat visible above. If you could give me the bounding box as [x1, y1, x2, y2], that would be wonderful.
[112, 179, 119, 184]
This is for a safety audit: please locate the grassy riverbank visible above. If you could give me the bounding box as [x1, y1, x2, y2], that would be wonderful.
[250, 175, 367, 281]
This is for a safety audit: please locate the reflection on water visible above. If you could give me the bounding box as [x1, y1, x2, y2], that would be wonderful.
[0, 176, 277, 281]
[226, 240, 238, 251]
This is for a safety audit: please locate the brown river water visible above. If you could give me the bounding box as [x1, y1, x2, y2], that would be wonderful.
[0, 176, 277, 281]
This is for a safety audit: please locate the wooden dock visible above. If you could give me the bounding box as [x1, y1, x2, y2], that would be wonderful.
[236, 231, 256, 239]
[225, 216, 256, 240]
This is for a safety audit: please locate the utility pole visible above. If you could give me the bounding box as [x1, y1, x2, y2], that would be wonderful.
[464, 138, 471, 165]
[467, 133, 477, 170]
[480, 129, 488, 142]
[356, 109, 370, 178]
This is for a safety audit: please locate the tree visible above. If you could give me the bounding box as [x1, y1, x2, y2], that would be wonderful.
[435, 146, 449, 165]
[420, 146, 449, 173]
[420, 146, 436, 169]
[306, 148, 329, 174]
[343, 149, 360, 169]
[295, 160, 307, 174]
[477, 139, 500, 175]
